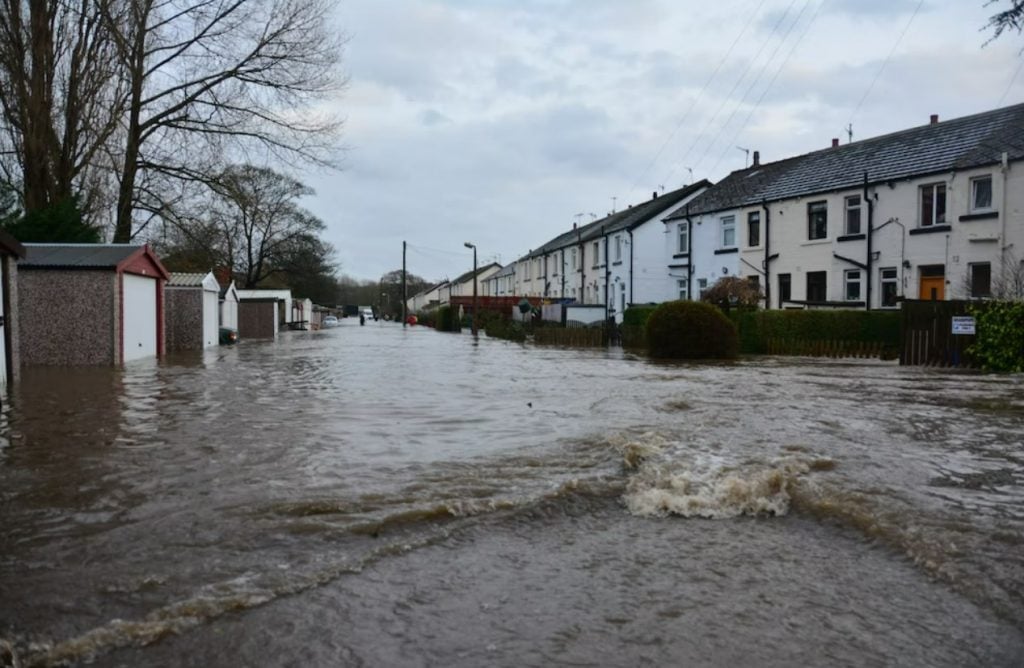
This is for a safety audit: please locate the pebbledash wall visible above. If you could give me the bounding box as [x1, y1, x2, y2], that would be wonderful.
[19, 271, 117, 365]
[165, 289, 204, 351]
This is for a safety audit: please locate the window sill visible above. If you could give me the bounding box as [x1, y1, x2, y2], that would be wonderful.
[836, 233, 865, 242]
[612, 261, 623, 266]
[909, 224, 951, 236]
[959, 211, 999, 222]
[801, 238, 831, 246]
[672, 252, 689, 259]
[714, 247, 739, 255]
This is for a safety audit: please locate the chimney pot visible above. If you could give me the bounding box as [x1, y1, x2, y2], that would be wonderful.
[831, 138, 839, 148]
[752, 150, 760, 167]
[930, 114, 939, 124]
[652, 191, 658, 199]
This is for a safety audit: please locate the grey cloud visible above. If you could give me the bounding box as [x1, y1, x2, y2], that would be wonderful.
[419, 109, 451, 126]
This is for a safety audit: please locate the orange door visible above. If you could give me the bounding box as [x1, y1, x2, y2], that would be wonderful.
[919, 276, 944, 300]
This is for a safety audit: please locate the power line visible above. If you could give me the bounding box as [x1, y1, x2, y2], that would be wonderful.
[626, 0, 768, 199]
[708, 0, 826, 176]
[690, 0, 813, 177]
[848, 0, 925, 126]
[998, 57, 1024, 107]
[662, 0, 800, 189]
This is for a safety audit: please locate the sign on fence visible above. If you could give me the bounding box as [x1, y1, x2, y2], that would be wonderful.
[951, 316, 976, 335]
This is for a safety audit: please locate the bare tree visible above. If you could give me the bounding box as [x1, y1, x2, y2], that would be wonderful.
[102, 0, 345, 242]
[985, 0, 1024, 43]
[0, 0, 124, 220]
[207, 164, 326, 288]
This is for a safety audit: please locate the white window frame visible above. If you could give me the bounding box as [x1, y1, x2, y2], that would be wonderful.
[844, 195, 861, 235]
[844, 269, 862, 301]
[808, 201, 828, 240]
[677, 278, 688, 300]
[970, 175, 993, 212]
[614, 235, 622, 262]
[721, 215, 736, 248]
[920, 182, 946, 227]
[677, 221, 689, 254]
[571, 247, 577, 270]
[592, 241, 600, 268]
[747, 211, 760, 247]
[880, 267, 898, 307]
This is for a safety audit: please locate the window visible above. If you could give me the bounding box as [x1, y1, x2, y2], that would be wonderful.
[677, 221, 689, 254]
[880, 268, 898, 307]
[677, 278, 689, 300]
[920, 183, 946, 226]
[698, 278, 708, 298]
[808, 201, 827, 240]
[806, 271, 827, 302]
[614, 235, 622, 262]
[592, 241, 600, 267]
[721, 215, 736, 248]
[844, 269, 862, 301]
[970, 263, 991, 298]
[571, 247, 577, 270]
[620, 282, 626, 313]
[747, 211, 760, 247]
[778, 273, 791, 304]
[535, 258, 542, 278]
[971, 176, 992, 211]
[844, 195, 861, 235]
[747, 275, 760, 289]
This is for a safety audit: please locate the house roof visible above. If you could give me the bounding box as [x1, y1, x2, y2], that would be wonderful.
[20, 243, 170, 279]
[671, 102, 1024, 218]
[450, 262, 501, 286]
[524, 181, 711, 257]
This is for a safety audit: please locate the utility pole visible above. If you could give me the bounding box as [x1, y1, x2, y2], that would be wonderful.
[402, 240, 407, 327]
[464, 242, 478, 336]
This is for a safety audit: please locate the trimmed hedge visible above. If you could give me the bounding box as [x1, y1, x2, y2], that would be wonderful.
[621, 305, 658, 349]
[485, 318, 526, 342]
[730, 309, 900, 355]
[968, 301, 1024, 372]
[645, 301, 739, 359]
[437, 305, 460, 332]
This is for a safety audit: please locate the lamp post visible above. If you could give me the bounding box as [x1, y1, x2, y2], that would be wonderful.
[464, 242, 478, 336]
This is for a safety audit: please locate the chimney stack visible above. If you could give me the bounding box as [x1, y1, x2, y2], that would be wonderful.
[652, 191, 658, 199]
[930, 114, 939, 124]
[752, 150, 760, 167]
[831, 138, 840, 148]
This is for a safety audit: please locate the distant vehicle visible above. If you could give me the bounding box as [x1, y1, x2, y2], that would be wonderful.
[360, 306, 374, 321]
[219, 327, 238, 345]
[322, 315, 339, 328]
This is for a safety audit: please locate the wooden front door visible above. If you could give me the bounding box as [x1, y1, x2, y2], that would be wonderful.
[919, 276, 944, 301]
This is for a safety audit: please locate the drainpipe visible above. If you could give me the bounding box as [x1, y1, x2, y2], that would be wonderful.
[578, 226, 584, 302]
[1001, 151, 1010, 280]
[561, 249, 566, 297]
[762, 200, 772, 308]
[687, 215, 694, 301]
[602, 227, 609, 320]
[628, 228, 634, 308]
[864, 172, 874, 311]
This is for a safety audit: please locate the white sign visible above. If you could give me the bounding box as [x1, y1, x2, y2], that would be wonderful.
[951, 316, 976, 335]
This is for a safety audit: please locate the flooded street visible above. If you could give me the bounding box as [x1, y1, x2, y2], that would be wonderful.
[2, 320, 1023, 666]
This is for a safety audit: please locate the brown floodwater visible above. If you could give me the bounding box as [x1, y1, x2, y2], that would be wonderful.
[1, 318, 1023, 666]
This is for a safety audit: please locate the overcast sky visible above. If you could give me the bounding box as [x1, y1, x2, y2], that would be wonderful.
[298, 0, 1024, 284]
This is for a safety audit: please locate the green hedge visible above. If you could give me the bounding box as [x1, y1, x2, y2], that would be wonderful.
[437, 305, 460, 332]
[621, 305, 658, 348]
[730, 309, 900, 354]
[485, 318, 526, 342]
[645, 301, 739, 359]
[968, 301, 1024, 372]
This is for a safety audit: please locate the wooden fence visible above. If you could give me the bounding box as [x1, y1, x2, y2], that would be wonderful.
[900, 299, 980, 367]
[765, 338, 895, 359]
[533, 326, 607, 347]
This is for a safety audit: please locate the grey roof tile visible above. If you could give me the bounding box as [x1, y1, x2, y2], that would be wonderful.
[21, 243, 143, 268]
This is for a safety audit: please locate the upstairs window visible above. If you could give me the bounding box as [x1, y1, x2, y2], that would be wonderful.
[592, 241, 600, 267]
[920, 183, 946, 226]
[614, 235, 622, 262]
[677, 221, 689, 254]
[571, 247, 577, 270]
[844, 195, 861, 235]
[747, 211, 760, 247]
[971, 175, 993, 211]
[721, 215, 736, 248]
[808, 201, 828, 240]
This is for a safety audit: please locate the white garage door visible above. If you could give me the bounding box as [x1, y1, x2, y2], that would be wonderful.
[203, 289, 219, 348]
[123, 273, 158, 362]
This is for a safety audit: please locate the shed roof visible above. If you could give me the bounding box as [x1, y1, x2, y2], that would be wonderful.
[20, 243, 169, 279]
[167, 272, 218, 291]
[0, 229, 24, 258]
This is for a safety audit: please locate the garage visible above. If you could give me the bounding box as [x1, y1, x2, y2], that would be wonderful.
[165, 272, 221, 351]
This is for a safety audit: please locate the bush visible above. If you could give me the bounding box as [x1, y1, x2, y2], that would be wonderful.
[621, 304, 658, 348]
[968, 301, 1024, 372]
[645, 300, 738, 359]
[485, 318, 526, 342]
[437, 305, 460, 332]
[701, 276, 762, 310]
[730, 309, 900, 355]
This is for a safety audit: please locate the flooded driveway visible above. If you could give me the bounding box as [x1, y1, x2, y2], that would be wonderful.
[2, 319, 1023, 666]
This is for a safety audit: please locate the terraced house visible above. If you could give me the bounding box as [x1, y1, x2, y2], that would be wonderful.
[674, 103, 1024, 309]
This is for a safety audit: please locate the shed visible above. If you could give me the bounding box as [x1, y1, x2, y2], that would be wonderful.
[166, 272, 220, 351]
[0, 229, 26, 384]
[18, 243, 168, 365]
[220, 280, 239, 331]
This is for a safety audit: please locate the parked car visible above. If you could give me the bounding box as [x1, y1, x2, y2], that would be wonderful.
[322, 315, 339, 328]
[219, 327, 238, 344]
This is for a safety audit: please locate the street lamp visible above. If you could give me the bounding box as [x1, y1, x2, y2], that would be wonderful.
[464, 242, 478, 336]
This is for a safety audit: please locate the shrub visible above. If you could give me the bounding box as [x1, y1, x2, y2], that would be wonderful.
[645, 300, 739, 359]
[621, 304, 658, 348]
[701, 276, 762, 310]
[485, 318, 526, 342]
[437, 305, 460, 332]
[968, 301, 1024, 372]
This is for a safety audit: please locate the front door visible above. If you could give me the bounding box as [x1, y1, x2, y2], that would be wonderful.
[919, 276, 944, 300]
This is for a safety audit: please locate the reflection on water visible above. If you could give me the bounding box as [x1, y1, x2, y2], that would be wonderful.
[1, 320, 1023, 666]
